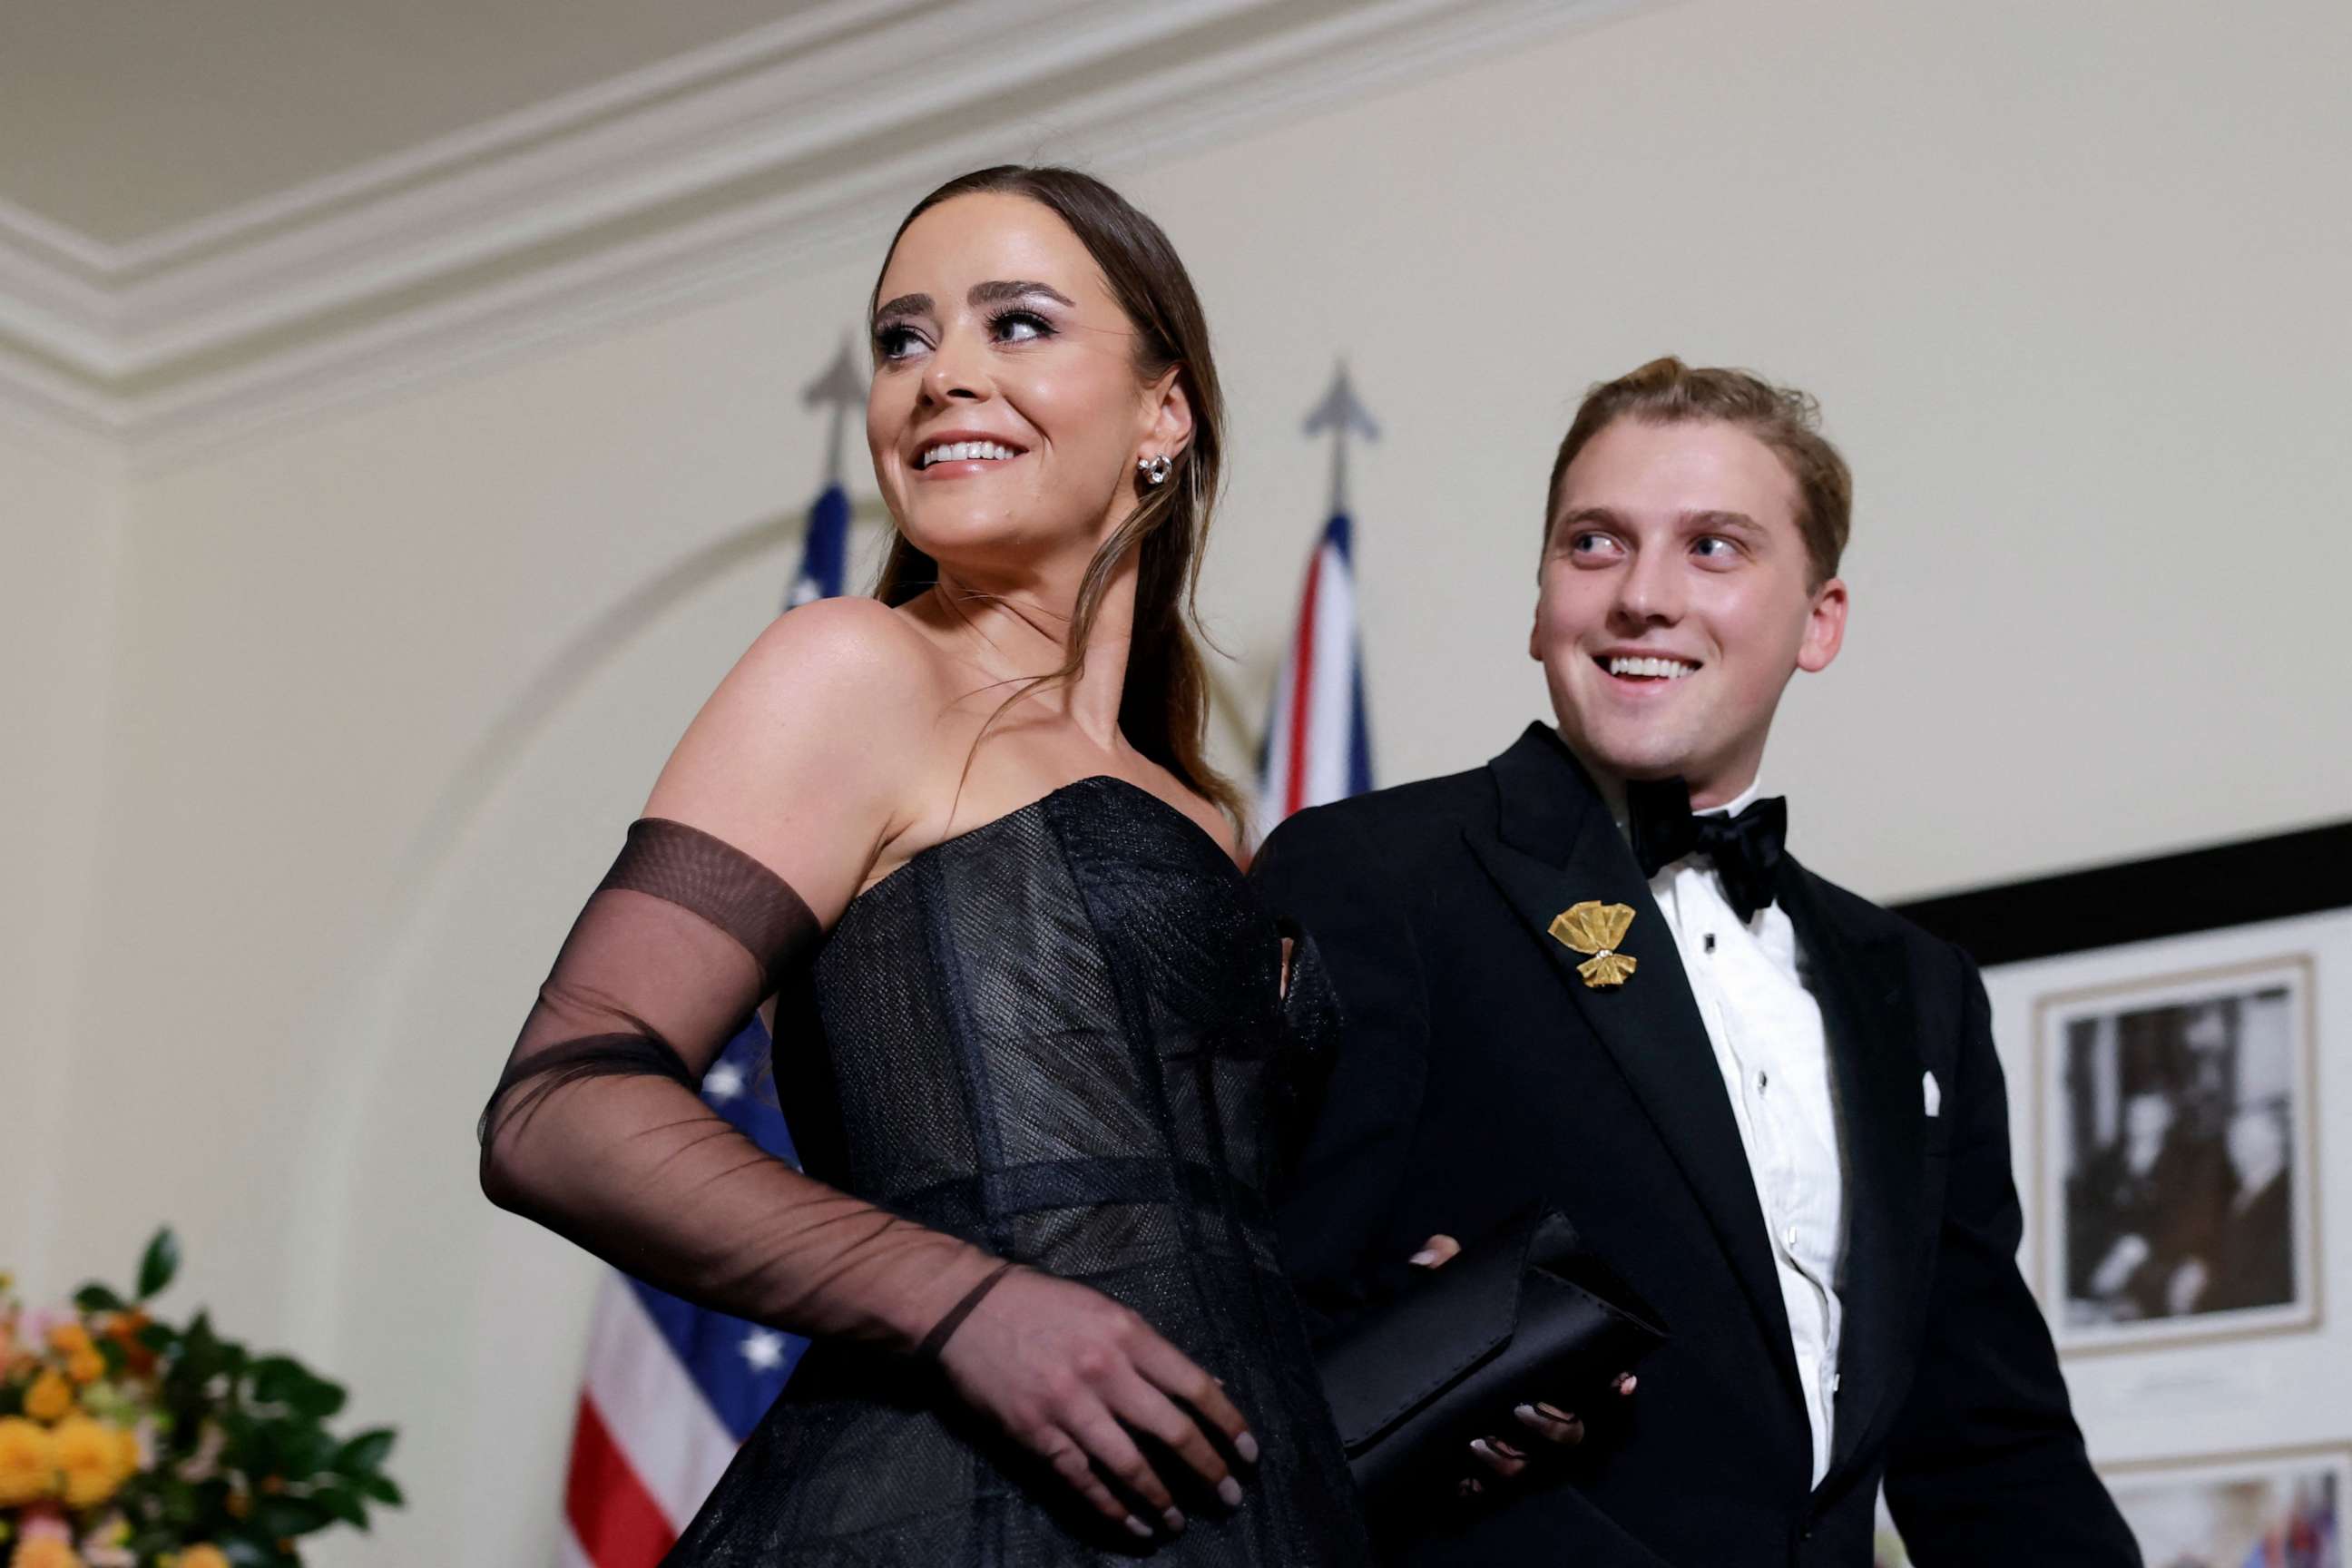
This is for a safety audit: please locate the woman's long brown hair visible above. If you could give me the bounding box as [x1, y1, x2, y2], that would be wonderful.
[869, 165, 1243, 831]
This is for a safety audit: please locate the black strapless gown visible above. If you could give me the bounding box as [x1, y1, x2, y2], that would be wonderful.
[665, 776, 1371, 1565]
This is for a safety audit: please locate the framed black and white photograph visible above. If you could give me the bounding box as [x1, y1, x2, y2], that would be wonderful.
[1896, 821, 2347, 1360]
[2037, 956, 2318, 1349]
[2103, 1445, 2347, 1568]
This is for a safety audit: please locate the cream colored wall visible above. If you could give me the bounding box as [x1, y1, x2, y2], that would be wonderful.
[1, 423, 121, 1289]
[11, 0, 2349, 1563]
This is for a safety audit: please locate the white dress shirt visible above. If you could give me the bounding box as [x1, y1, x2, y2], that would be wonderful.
[1638, 780, 1849, 1487]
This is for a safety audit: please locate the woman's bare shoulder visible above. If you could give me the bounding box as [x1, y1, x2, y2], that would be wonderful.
[641, 597, 950, 920]
[729, 595, 943, 701]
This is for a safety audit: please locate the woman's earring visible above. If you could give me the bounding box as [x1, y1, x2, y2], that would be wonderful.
[1138, 453, 1173, 487]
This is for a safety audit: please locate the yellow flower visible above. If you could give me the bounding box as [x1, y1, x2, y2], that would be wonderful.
[176, 1549, 230, 1568]
[52, 1419, 128, 1508]
[10, 1536, 83, 1568]
[0, 1418, 55, 1505]
[23, 1371, 73, 1424]
[64, 1349, 103, 1387]
[43, 1325, 91, 1358]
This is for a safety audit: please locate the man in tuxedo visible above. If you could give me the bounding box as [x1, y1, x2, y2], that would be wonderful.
[1255, 358, 2139, 1565]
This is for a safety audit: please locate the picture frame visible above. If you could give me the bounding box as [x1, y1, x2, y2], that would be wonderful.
[2102, 1442, 2348, 1567]
[1895, 821, 2349, 1356]
[1874, 1442, 2347, 1565]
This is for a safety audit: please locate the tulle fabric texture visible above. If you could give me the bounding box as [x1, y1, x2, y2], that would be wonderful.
[478, 817, 1004, 1353]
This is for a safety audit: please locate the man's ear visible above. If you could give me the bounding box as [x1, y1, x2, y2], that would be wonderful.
[1797, 576, 1847, 674]
[1145, 368, 1193, 460]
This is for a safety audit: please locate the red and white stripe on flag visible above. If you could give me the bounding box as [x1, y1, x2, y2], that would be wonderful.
[1259, 514, 1370, 832]
[557, 1278, 738, 1568]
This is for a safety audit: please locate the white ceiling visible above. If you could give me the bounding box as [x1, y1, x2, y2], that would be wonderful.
[0, 0, 1644, 462]
[0, 0, 839, 244]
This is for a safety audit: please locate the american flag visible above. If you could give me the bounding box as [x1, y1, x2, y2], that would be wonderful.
[558, 472, 851, 1568]
[1259, 366, 1377, 830]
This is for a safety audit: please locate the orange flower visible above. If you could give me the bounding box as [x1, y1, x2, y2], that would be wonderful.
[52, 1418, 130, 1507]
[64, 1348, 103, 1387]
[0, 1416, 57, 1505]
[176, 1549, 230, 1568]
[23, 1370, 73, 1424]
[9, 1537, 84, 1568]
[43, 1324, 91, 1358]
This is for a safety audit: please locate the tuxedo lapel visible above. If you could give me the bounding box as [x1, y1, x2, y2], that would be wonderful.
[1775, 858, 1927, 1481]
[1463, 727, 1801, 1406]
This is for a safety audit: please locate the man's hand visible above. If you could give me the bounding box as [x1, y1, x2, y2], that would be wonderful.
[1407, 1233, 1639, 1495]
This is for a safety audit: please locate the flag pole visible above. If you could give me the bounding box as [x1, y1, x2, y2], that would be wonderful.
[1301, 360, 1379, 518]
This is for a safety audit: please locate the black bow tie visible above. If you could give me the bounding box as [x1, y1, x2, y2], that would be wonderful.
[1626, 777, 1788, 925]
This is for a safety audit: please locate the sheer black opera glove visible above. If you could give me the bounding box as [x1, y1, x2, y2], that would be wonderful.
[477, 818, 1011, 1357]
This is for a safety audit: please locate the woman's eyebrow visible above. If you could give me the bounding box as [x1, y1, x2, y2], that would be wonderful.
[872, 292, 931, 323]
[969, 279, 1075, 307]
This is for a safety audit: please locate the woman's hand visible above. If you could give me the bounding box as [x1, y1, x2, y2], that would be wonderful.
[935, 1267, 1259, 1540]
[1406, 1233, 1640, 1496]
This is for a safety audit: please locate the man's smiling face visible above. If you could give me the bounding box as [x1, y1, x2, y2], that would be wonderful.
[1530, 416, 1847, 806]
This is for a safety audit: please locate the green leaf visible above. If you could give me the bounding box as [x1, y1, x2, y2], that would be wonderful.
[74, 1282, 129, 1313]
[299, 1377, 348, 1420]
[137, 1321, 177, 1352]
[278, 1422, 337, 1479]
[357, 1474, 405, 1507]
[250, 1356, 347, 1420]
[181, 1311, 223, 1374]
[317, 1485, 370, 1530]
[250, 1494, 335, 1538]
[137, 1229, 181, 1299]
[336, 1427, 398, 1475]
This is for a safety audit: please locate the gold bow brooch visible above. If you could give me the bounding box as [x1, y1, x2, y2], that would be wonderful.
[1549, 901, 1638, 988]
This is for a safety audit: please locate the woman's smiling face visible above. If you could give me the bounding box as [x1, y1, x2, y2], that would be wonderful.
[867, 191, 1177, 583]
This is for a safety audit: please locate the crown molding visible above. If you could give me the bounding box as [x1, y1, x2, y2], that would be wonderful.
[0, 0, 1645, 468]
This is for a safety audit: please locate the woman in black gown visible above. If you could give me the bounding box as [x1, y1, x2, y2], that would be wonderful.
[478, 166, 1372, 1563]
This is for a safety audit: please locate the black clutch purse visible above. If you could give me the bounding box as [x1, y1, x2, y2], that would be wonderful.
[1318, 1206, 1668, 1496]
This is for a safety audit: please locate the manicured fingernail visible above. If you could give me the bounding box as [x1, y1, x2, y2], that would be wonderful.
[1617, 1373, 1639, 1395]
[1470, 1437, 1494, 1459]
[1162, 1507, 1186, 1533]
[1125, 1514, 1152, 1539]
[1408, 1249, 1441, 1267]
[1513, 1403, 1536, 1422]
[1236, 1432, 1260, 1464]
[1218, 1476, 1245, 1508]
[1492, 1439, 1525, 1461]
[1536, 1401, 1574, 1423]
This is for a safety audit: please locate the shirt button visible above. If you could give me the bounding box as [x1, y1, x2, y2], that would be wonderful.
[1757, 1070, 1769, 1094]
[1783, 1225, 1798, 1250]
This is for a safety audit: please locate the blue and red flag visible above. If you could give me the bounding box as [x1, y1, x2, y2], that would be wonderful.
[1259, 510, 1373, 828]
[1259, 365, 1377, 831]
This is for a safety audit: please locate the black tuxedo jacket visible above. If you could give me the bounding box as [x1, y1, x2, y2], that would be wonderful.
[1255, 725, 2139, 1568]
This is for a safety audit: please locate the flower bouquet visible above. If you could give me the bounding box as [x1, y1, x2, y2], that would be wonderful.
[0, 1231, 401, 1568]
